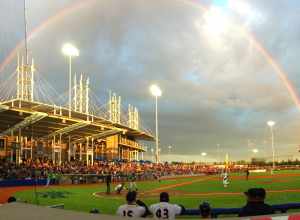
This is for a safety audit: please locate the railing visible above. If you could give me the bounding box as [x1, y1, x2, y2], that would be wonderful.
[36, 202, 300, 218]
[182, 203, 300, 218]
[119, 137, 145, 150]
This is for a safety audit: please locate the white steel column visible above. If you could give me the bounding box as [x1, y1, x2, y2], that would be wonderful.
[30, 58, 34, 101]
[74, 74, 77, 111]
[21, 57, 24, 100]
[79, 143, 82, 161]
[68, 56, 72, 118]
[155, 95, 159, 163]
[91, 138, 94, 165]
[85, 77, 89, 115]
[18, 128, 22, 163]
[68, 136, 71, 162]
[30, 138, 33, 159]
[79, 74, 83, 113]
[86, 137, 89, 165]
[52, 136, 55, 162]
[270, 126, 275, 172]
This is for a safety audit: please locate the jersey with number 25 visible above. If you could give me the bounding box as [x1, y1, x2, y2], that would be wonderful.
[150, 202, 182, 220]
[117, 204, 146, 218]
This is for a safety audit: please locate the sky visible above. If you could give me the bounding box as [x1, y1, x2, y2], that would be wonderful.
[0, 0, 300, 162]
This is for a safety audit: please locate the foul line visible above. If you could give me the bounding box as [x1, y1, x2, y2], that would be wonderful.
[146, 176, 214, 193]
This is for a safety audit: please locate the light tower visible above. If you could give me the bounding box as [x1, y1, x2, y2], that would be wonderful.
[85, 77, 89, 115]
[150, 84, 162, 164]
[62, 43, 79, 118]
[16, 0, 35, 103]
[201, 152, 207, 163]
[267, 120, 276, 174]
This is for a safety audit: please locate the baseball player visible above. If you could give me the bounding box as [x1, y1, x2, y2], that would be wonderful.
[246, 168, 250, 181]
[117, 191, 146, 218]
[149, 192, 183, 220]
[128, 173, 138, 192]
[222, 172, 230, 188]
[115, 182, 126, 194]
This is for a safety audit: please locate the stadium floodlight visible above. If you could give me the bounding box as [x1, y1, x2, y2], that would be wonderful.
[150, 84, 162, 164]
[252, 149, 258, 154]
[62, 43, 79, 119]
[150, 84, 162, 97]
[267, 120, 276, 174]
[267, 120, 275, 127]
[201, 152, 207, 156]
[62, 43, 79, 57]
[168, 145, 172, 154]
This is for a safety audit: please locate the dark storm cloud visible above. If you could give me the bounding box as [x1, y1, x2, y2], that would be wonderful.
[1, 0, 300, 161]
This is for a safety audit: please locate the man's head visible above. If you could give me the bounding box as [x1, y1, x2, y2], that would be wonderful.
[7, 196, 16, 203]
[160, 192, 169, 202]
[90, 208, 100, 214]
[126, 191, 137, 204]
[199, 202, 211, 218]
[245, 188, 266, 202]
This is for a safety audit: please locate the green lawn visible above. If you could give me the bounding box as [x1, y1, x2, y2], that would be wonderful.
[14, 170, 300, 215]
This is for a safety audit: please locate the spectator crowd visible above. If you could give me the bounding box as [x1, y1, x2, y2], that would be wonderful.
[0, 158, 222, 181]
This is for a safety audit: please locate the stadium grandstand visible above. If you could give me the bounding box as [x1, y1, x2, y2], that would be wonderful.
[0, 54, 154, 165]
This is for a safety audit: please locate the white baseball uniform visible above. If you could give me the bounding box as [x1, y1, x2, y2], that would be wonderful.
[117, 204, 146, 218]
[115, 183, 123, 191]
[223, 172, 229, 187]
[150, 202, 182, 220]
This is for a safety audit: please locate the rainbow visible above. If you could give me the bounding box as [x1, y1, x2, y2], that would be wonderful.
[1, 0, 299, 110]
[0, 0, 96, 73]
[187, 0, 300, 110]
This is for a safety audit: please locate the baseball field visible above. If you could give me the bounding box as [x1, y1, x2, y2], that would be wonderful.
[7, 170, 300, 215]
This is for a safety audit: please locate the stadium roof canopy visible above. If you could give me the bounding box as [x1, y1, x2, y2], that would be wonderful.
[0, 99, 154, 143]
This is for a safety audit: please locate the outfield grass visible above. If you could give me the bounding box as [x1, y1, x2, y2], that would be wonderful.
[14, 170, 300, 215]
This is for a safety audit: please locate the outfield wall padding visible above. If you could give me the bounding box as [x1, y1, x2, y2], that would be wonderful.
[0, 179, 47, 187]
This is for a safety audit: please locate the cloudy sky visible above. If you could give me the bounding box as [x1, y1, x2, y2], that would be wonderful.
[1, 0, 300, 162]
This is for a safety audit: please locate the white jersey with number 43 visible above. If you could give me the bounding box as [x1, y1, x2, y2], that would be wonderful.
[150, 202, 182, 220]
[117, 204, 146, 218]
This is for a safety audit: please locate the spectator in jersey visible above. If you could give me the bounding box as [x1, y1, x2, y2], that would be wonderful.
[239, 188, 275, 217]
[149, 192, 183, 220]
[117, 191, 146, 218]
[199, 202, 211, 218]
